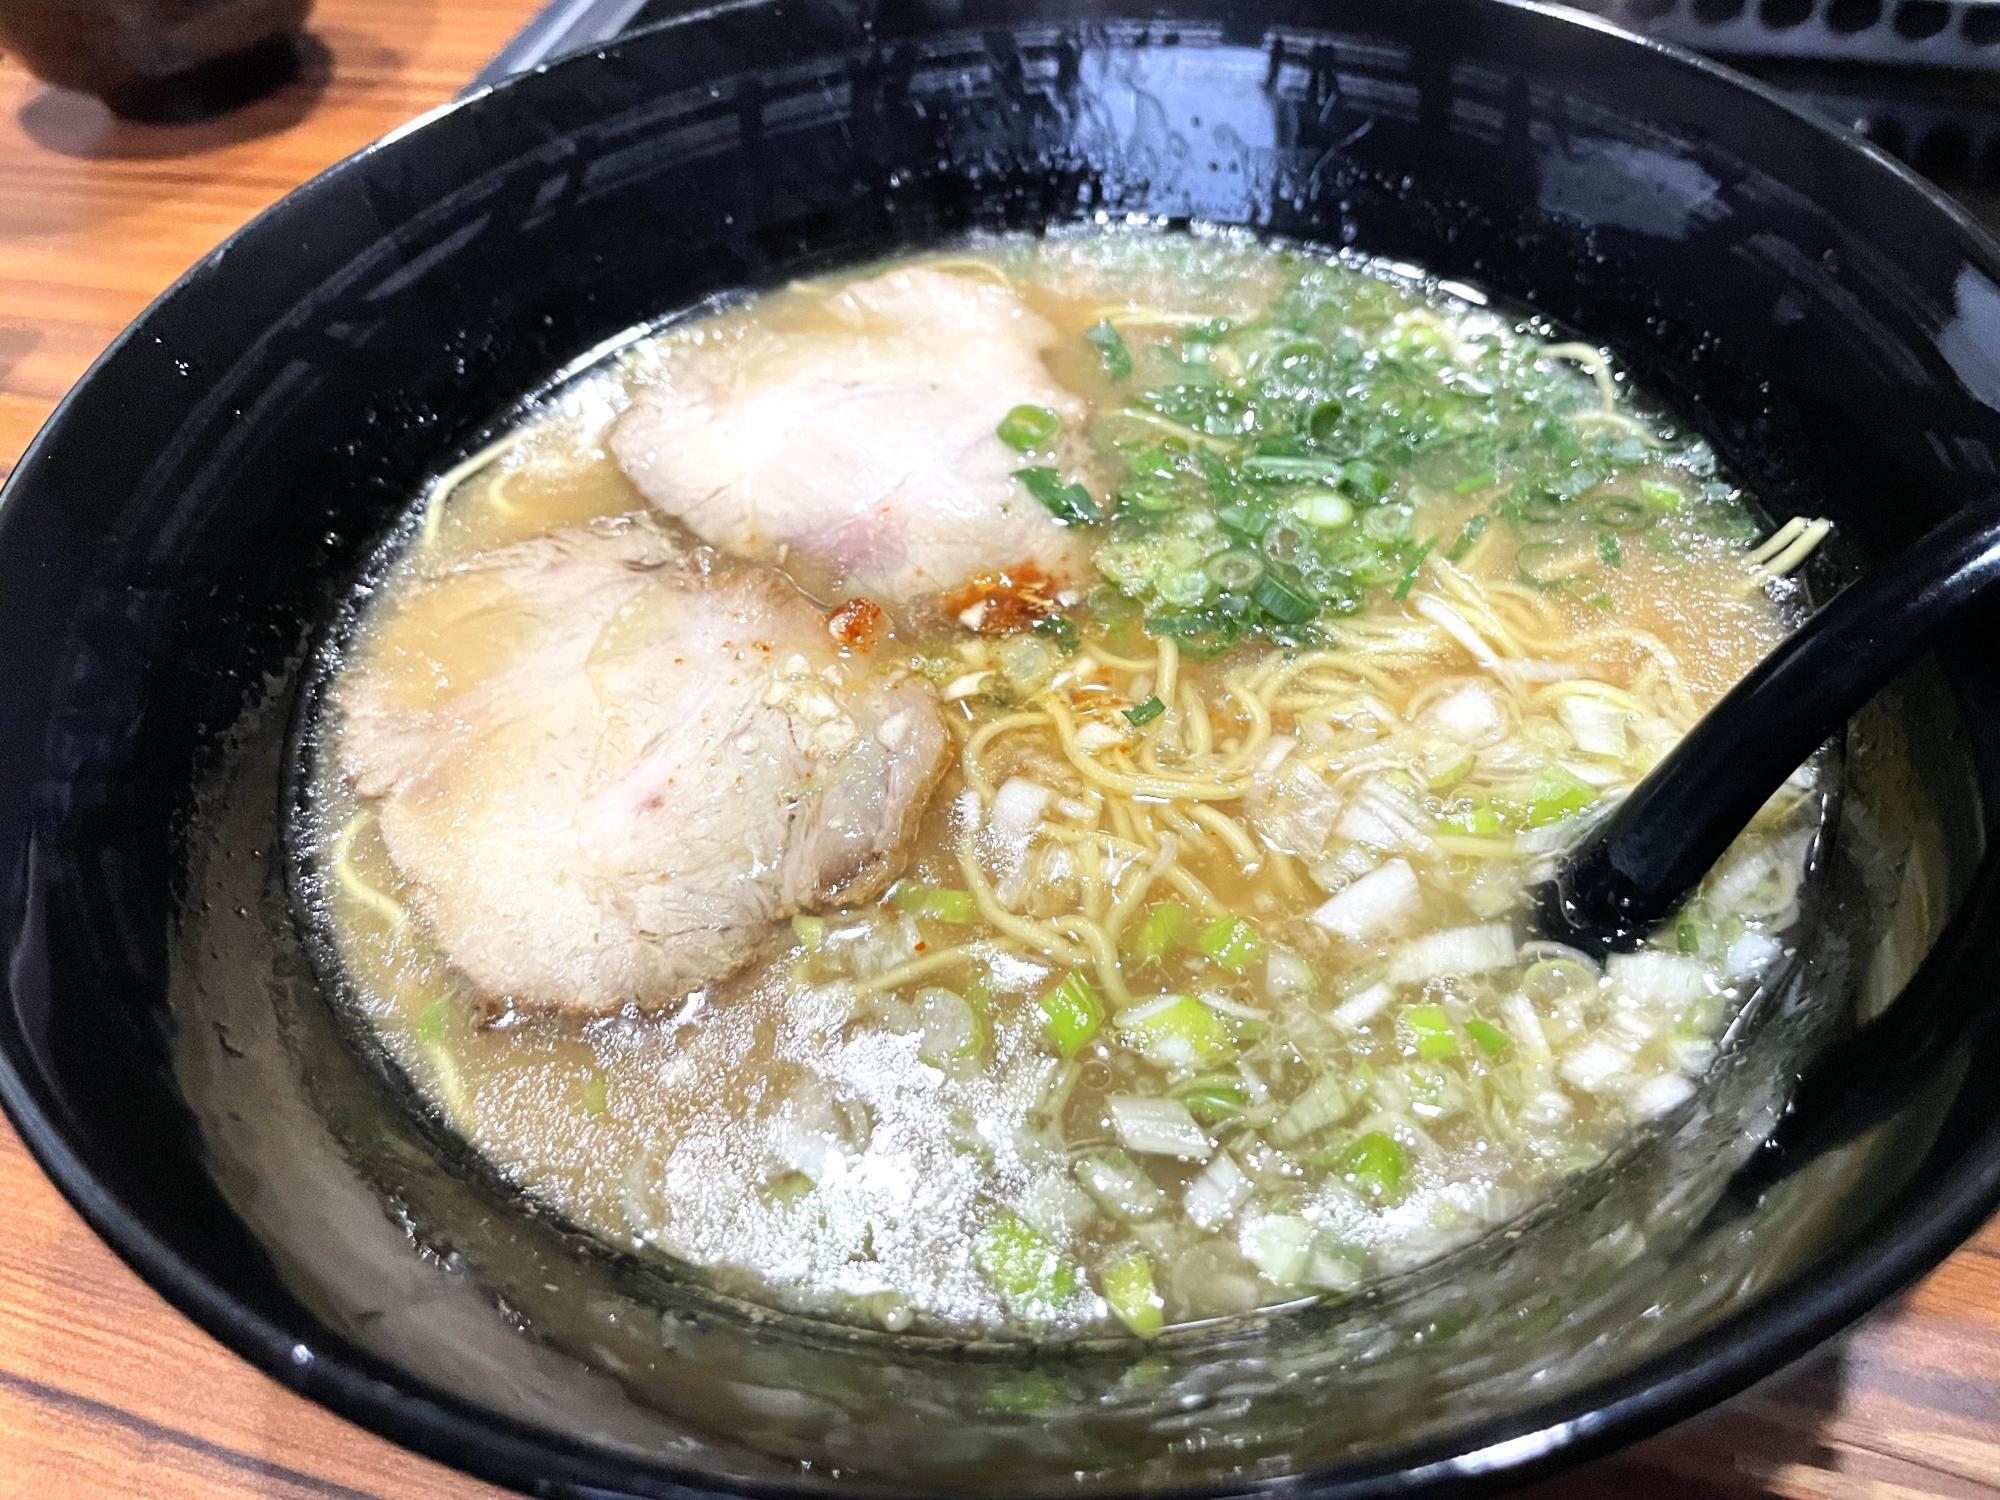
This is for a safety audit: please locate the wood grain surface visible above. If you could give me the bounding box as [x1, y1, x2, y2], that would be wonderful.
[4, 6, 2000, 1496]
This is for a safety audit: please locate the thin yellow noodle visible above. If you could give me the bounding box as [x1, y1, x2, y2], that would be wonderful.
[1107, 407, 1240, 453]
[1084, 641, 1156, 672]
[331, 814, 408, 929]
[955, 841, 1087, 966]
[417, 429, 529, 546]
[1106, 794, 1141, 848]
[1042, 698, 1246, 801]
[1103, 839, 1176, 944]
[1161, 865, 1223, 916]
[961, 710, 1054, 795]
[1535, 679, 1645, 714]
[1180, 681, 1214, 755]
[1433, 834, 1521, 860]
[1215, 676, 1274, 769]
[1155, 636, 1180, 705]
[1050, 913, 1131, 1005]
[1262, 841, 1304, 899]
[918, 256, 1015, 286]
[1543, 340, 1619, 410]
[1086, 304, 1222, 326]
[1077, 832, 1106, 922]
[1187, 804, 1261, 869]
[1155, 804, 1219, 856]
[855, 945, 988, 995]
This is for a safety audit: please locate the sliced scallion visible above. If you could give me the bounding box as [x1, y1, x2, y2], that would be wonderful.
[1014, 467, 1099, 525]
[1099, 1251, 1165, 1338]
[1128, 901, 1191, 966]
[1250, 570, 1319, 624]
[891, 883, 978, 923]
[1087, 319, 1133, 381]
[1336, 1130, 1409, 1204]
[1039, 973, 1104, 1057]
[1125, 695, 1166, 727]
[1197, 915, 1264, 972]
[997, 404, 1062, 451]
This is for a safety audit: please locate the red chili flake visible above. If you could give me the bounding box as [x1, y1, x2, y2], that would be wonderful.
[913, 941, 929, 953]
[827, 597, 886, 650]
[941, 561, 1061, 634]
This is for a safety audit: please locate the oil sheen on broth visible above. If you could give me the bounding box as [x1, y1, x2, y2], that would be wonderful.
[307, 230, 1822, 1339]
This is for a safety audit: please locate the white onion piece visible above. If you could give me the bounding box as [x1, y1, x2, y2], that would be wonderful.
[1185, 1151, 1252, 1229]
[942, 670, 994, 701]
[1607, 950, 1710, 1008]
[1243, 1214, 1314, 1284]
[1388, 923, 1518, 984]
[1271, 1075, 1352, 1146]
[1311, 858, 1422, 942]
[1074, 1150, 1167, 1221]
[989, 776, 1055, 841]
[1727, 931, 1786, 979]
[1331, 983, 1395, 1030]
[1420, 683, 1507, 745]
[1266, 950, 1315, 996]
[1559, 1038, 1635, 1093]
[1335, 778, 1434, 853]
[1629, 1073, 1697, 1118]
[1109, 1095, 1213, 1160]
[1256, 735, 1299, 774]
[1557, 695, 1630, 758]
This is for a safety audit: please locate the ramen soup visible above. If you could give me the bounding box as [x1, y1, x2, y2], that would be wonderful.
[305, 230, 1827, 1339]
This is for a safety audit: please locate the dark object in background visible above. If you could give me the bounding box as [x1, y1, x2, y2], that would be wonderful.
[6, 2, 2000, 1497]
[0, 0, 311, 121]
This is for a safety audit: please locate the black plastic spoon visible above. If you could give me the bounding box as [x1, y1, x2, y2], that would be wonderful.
[1532, 499, 2000, 956]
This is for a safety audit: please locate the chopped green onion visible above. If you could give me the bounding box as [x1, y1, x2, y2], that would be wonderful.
[1436, 798, 1511, 837]
[1676, 916, 1701, 954]
[1515, 539, 1592, 589]
[1198, 915, 1264, 972]
[1594, 495, 1651, 531]
[581, 1077, 610, 1116]
[1039, 973, 1104, 1057]
[1452, 469, 1497, 495]
[1116, 994, 1235, 1071]
[414, 999, 449, 1046]
[1250, 570, 1319, 624]
[1125, 695, 1166, 727]
[974, 1211, 1079, 1311]
[1128, 901, 1191, 966]
[1289, 491, 1354, 529]
[1034, 613, 1081, 653]
[1100, 1251, 1165, 1338]
[1337, 1131, 1409, 1204]
[1524, 764, 1599, 826]
[1405, 1004, 1460, 1060]
[1205, 547, 1264, 590]
[1445, 513, 1490, 562]
[1241, 454, 1345, 483]
[1304, 399, 1344, 441]
[1392, 537, 1437, 601]
[1465, 1018, 1512, 1056]
[997, 404, 1062, 451]
[1598, 531, 1623, 568]
[1640, 480, 1684, 510]
[1339, 460, 1392, 502]
[1014, 467, 1099, 526]
[891, 883, 978, 923]
[791, 914, 826, 950]
[1176, 1073, 1249, 1124]
[1087, 319, 1133, 380]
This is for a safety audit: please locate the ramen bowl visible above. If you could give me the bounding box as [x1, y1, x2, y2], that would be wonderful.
[4, 0, 2000, 1494]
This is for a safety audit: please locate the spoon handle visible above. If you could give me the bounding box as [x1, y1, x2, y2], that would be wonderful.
[1537, 499, 2000, 955]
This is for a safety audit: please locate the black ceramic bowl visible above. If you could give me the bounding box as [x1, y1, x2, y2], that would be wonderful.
[7, 0, 2000, 1494]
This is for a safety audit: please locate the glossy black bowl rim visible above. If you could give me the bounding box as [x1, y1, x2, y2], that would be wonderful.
[6, 2, 2000, 1495]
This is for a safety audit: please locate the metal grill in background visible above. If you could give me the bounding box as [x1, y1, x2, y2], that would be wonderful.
[479, 0, 2000, 200]
[1565, 0, 2000, 191]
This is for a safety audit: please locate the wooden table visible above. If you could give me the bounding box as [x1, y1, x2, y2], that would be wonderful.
[4, 6, 2000, 1496]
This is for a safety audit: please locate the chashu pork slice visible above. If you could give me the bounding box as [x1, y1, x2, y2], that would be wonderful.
[610, 265, 1096, 608]
[338, 513, 950, 1016]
